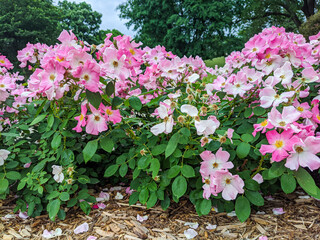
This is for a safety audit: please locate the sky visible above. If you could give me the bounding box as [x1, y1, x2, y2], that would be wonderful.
[53, 0, 136, 37]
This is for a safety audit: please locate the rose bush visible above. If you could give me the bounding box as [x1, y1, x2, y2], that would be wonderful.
[1, 26, 320, 222]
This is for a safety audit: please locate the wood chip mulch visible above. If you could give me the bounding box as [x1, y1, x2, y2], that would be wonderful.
[1, 189, 320, 240]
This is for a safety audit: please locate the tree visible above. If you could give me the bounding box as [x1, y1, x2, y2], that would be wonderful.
[118, 0, 245, 59]
[240, 0, 318, 40]
[57, 0, 102, 44]
[0, 0, 61, 63]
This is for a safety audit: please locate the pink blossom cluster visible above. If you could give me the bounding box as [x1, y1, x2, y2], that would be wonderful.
[0, 54, 30, 130]
[213, 27, 320, 172]
[200, 148, 244, 200]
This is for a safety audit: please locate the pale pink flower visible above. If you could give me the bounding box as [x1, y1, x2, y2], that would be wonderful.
[0, 149, 10, 166]
[259, 236, 268, 240]
[285, 136, 320, 171]
[202, 175, 217, 199]
[273, 61, 293, 85]
[126, 187, 134, 195]
[87, 236, 97, 240]
[200, 148, 233, 177]
[181, 104, 198, 117]
[86, 105, 108, 135]
[18, 211, 29, 219]
[213, 171, 244, 201]
[195, 116, 220, 136]
[300, 67, 319, 83]
[268, 106, 301, 129]
[150, 115, 174, 135]
[259, 87, 294, 108]
[293, 101, 313, 118]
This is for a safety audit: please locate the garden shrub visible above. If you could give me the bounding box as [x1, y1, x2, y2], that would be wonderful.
[1, 26, 320, 222]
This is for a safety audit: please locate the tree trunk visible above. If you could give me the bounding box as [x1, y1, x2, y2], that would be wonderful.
[302, 0, 316, 18]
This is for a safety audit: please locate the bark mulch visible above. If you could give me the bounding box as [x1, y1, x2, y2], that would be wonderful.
[1, 188, 320, 240]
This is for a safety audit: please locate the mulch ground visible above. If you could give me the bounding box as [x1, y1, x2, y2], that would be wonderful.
[1, 188, 320, 240]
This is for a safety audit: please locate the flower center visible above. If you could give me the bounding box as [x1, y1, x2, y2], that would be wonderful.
[265, 53, 271, 59]
[0, 84, 4, 88]
[235, 84, 241, 88]
[204, 179, 210, 185]
[274, 94, 280, 99]
[79, 114, 84, 121]
[0, 60, 5, 64]
[106, 109, 113, 116]
[317, 115, 320, 121]
[248, 77, 253, 81]
[297, 106, 304, 112]
[83, 74, 90, 81]
[56, 56, 64, 62]
[213, 162, 219, 168]
[295, 146, 304, 153]
[261, 119, 268, 127]
[225, 178, 231, 184]
[129, 48, 135, 55]
[280, 75, 285, 79]
[275, 140, 284, 148]
[279, 121, 286, 127]
[50, 74, 55, 81]
[94, 115, 100, 121]
[252, 47, 257, 52]
[113, 61, 119, 68]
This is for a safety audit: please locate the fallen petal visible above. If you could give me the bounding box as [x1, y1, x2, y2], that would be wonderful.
[137, 214, 148, 222]
[184, 222, 199, 229]
[272, 208, 285, 215]
[184, 229, 198, 239]
[206, 224, 217, 230]
[114, 192, 124, 200]
[74, 222, 89, 234]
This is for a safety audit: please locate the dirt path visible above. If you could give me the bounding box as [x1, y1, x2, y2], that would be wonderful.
[1, 188, 320, 239]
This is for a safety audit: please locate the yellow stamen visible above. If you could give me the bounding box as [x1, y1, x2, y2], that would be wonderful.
[275, 140, 284, 148]
[260, 119, 268, 127]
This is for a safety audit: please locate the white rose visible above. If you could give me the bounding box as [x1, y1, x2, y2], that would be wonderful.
[0, 149, 10, 166]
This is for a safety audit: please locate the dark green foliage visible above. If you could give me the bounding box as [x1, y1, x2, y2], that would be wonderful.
[118, 0, 245, 59]
[0, 0, 61, 63]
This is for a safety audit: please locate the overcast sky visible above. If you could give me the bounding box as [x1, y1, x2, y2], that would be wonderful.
[53, 0, 136, 37]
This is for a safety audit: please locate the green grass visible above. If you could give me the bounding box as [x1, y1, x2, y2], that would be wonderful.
[204, 56, 225, 68]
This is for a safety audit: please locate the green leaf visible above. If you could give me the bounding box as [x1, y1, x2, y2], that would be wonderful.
[48, 199, 60, 221]
[180, 127, 191, 137]
[281, 174, 296, 194]
[253, 107, 266, 116]
[51, 133, 62, 150]
[6, 171, 21, 180]
[105, 81, 115, 96]
[161, 195, 170, 210]
[235, 196, 251, 222]
[241, 134, 253, 143]
[80, 201, 91, 215]
[129, 96, 142, 111]
[245, 190, 264, 206]
[104, 164, 119, 177]
[0, 179, 8, 194]
[150, 158, 160, 178]
[147, 192, 157, 209]
[244, 179, 260, 191]
[47, 191, 60, 200]
[119, 164, 128, 177]
[30, 114, 47, 126]
[61, 149, 74, 165]
[207, 141, 220, 152]
[244, 108, 252, 118]
[181, 165, 195, 178]
[83, 140, 98, 163]
[236, 142, 250, 159]
[167, 165, 181, 178]
[28, 202, 35, 216]
[165, 133, 180, 158]
[100, 137, 114, 153]
[138, 156, 151, 169]
[139, 188, 149, 204]
[59, 192, 70, 201]
[129, 192, 139, 205]
[151, 144, 167, 156]
[199, 199, 211, 215]
[294, 168, 319, 197]
[268, 161, 286, 179]
[86, 89, 102, 109]
[47, 114, 54, 129]
[172, 176, 187, 198]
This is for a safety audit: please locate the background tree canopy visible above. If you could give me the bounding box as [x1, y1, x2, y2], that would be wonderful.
[118, 0, 319, 59]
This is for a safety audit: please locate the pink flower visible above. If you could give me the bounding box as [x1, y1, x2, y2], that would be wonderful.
[293, 101, 313, 118]
[285, 136, 320, 171]
[268, 106, 301, 129]
[253, 119, 274, 137]
[226, 128, 234, 143]
[73, 104, 87, 132]
[213, 171, 244, 201]
[150, 115, 174, 135]
[73, 60, 100, 93]
[260, 130, 298, 162]
[100, 105, 122, 124]
[273, 61, 293, 85]
[86, 105, 108, 135]
[202, 175, 216, 199]
[300, 67, 319, 83]
[200, 148, 234, 177]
